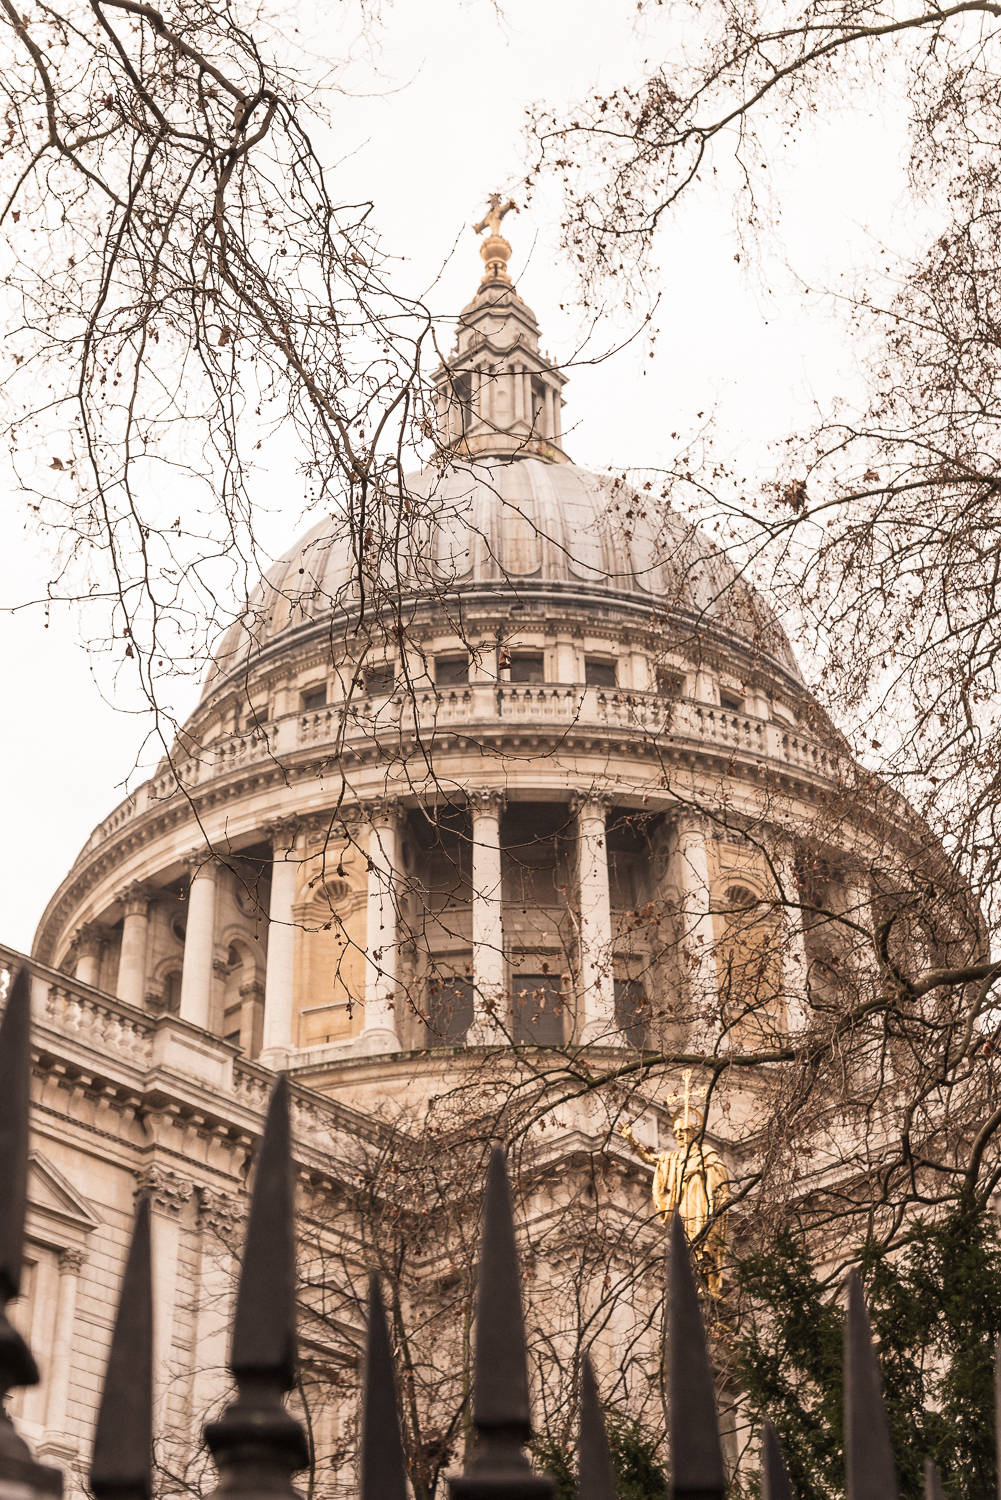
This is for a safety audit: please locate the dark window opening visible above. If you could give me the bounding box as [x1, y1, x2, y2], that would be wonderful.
[720, 689, 744, 713]
[301, 686, 327, 712]
[531, 375, 548, 431]
[162, 971, 182, 1014]
[435, 655, 469, 687]
[615, 978, 650, 1049]
[656, 670, 684, 698]
[585, 656, 617, 689]
[426, 978, 474, 1045]
[509, 652, 545, 684]
[454, 372, 473, 433]
[224, 1030, 242, 1046]
[365, 663, 395, 697]
[513, 973, 565, 1046]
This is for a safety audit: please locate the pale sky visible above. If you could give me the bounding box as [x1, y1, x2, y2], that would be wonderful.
[0, 0, 921, 950]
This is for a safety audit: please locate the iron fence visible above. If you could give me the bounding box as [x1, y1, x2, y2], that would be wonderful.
[0, 966, 972, 1500]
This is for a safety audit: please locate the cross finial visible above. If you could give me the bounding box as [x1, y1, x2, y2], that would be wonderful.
[472, 194, 519, 288]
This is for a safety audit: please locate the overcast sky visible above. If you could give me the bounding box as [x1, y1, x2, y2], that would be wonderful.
[0, 0, 921, 950]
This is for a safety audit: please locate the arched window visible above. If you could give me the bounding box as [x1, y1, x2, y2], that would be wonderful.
[715, 884, 785, 1044]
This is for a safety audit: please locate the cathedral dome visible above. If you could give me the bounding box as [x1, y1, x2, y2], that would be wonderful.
[202, 455, 801, 701]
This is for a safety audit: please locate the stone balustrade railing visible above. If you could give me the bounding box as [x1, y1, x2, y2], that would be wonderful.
[76, 685, 838, 857]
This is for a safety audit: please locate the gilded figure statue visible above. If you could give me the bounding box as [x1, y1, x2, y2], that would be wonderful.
[473, 193, 519, 239]
[619, 1098, 729, 1292]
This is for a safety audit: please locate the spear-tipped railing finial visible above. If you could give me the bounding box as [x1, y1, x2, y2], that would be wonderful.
[449, 1147, 554, 1500]
[577, 1355, 617, 1500]
[923, 1458, 945, 1500]
[667, 1211, 726, 1500]
[205, 1074, 309, 1500]
[91, 1197, 153, 1500]
[361, 1273, 408, 1500]
[844, 1271, 899, 1500]
[761, 1420, 795, 1500]
[0, 968, 61, 1495]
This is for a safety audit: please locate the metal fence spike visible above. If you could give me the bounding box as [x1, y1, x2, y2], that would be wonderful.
[361, 1273, 407, 1500]
[844, 1271, 899, 1500]
[668, 1211, 726, 1500]
[473, 1145, 531, 1437]
[577, 1354, 617, 1500]
[230, 1071, 297, 1386]
[995, 1340, 1001, 1500]
[761, 1420, 794, 1500]
[923, 1458, 945, 1500]
[205, 1073, 309, 1500]
[91, 1197, 153, 1500]
[449, 1147, 554, 1500]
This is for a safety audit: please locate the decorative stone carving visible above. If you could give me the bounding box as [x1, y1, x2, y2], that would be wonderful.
[57, 1247, 85, 1275]
[116, 882, 151, 917]
[468, 789, 506, 815]
[135, 1165, 193, 1217]
[196, 1186, 245, 1238]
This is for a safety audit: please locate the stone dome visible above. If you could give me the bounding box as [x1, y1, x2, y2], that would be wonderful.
[203, 455, 802, 700]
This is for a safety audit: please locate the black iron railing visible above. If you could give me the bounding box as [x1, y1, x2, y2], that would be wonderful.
[0, 966, 979, 1500]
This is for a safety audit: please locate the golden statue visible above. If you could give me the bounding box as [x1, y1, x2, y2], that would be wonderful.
[473, 193, 519, 239]
[619, 1075, 729, 1292]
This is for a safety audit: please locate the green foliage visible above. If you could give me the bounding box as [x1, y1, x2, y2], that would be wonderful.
[734, 1198, 1001, 1500]
[533, 1406, 667, 1500]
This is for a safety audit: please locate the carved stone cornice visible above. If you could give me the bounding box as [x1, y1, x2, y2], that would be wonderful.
[135, 1165, 193, 1217]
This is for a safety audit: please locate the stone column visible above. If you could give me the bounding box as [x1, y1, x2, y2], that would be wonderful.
[71, 923, 103, 988]
[773, 839, 809, 1032]
[672, 814, 721, 1051]
[261, 821, 300, 1065]
[470, 791, 505, 1044]
[190, 1190, 242, 1427]
[844, 868, 878, 985]
[179, 855, 218, 1030]
[136, 1167, 192, 1426]
[116, 883, 151, 1009]
[573, 795, 616, 1043]
[363, 801, 402, 1051]
[40, 1248, 83, 1453]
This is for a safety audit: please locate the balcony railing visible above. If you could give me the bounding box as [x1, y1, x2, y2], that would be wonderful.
[77, 686, 838, 858]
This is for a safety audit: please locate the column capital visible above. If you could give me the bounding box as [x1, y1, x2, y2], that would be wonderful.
[265, 815, 302, 855]
[183, 848, 219, 880]
[58, 1247, 85, 1275]
[367, 796, 404, 828]
[570, 791, 612, 819]
[469, 788, 506, 817]
[116, 881, 152, 918]
[135, 1164, 193, 1217]
[197, 1185, 245, 1238]
[239, 978, 266, 1005]
[70, 921, 105, 960]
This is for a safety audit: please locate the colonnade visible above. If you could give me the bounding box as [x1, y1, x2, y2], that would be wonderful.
[82, 797, 817, 1059]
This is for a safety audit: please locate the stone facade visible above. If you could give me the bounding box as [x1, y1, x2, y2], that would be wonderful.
[2, 237, 964, 1492]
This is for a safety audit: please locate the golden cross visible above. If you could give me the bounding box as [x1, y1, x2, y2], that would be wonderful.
[665, 1067, 707, 1126]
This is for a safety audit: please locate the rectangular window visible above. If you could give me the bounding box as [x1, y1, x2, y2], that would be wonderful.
[301, 686, 327, 712]
[513, 974, 565, 1046]
[656, 669, 684, 698]
[435, 655, 469, 687]
[453, 371, 473, 433]
[720, 689, 744, 713]
[509, 652, 545, 684]
[365, 663, 395, 697]
[426, 978, 474, 1046]
[585, 656, 617, 689]
[614, 978, 650, 1049]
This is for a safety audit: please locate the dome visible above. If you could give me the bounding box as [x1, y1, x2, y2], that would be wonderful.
[202, 455, 802, 700]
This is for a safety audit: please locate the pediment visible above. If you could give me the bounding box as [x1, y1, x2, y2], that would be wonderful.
[27, 1153, 101, 1234]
